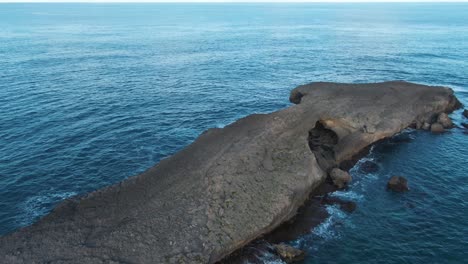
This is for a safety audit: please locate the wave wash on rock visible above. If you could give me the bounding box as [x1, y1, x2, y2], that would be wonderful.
[0, 81, 461, 263]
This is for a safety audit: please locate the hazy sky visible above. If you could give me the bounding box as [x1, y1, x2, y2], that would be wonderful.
[1, 0, 467, 2]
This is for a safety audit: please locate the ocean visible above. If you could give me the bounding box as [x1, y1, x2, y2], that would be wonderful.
[0, 3, 467, 263]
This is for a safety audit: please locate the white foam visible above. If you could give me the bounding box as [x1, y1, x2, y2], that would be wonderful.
[250, 251, 286, 264]
[312, 205, 347, 240]
[330, 190, 364, 202]
[18, 191, 77, 225]
[260, 260, 286, 264]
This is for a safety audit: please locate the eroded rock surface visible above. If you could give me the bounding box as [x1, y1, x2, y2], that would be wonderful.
[0, 81, 461, 263]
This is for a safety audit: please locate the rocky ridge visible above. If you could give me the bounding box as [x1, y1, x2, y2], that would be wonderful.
[0, 81, 461, 264]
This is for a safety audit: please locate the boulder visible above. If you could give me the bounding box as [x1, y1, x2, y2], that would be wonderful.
[430, 123, 445, 133]
[329, 168, 352, 189]
[437, 113, 453, 128]
[387, 176, 409, 192]
[463, 109, 468, 118]
[422, 122, 431, 130]
[273, 244, 306, 263]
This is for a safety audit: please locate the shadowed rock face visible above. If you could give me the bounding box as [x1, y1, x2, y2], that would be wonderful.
[0, 81, 461, 264]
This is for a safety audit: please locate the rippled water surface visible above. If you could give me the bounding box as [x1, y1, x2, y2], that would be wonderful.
[0, 3, 467, 263]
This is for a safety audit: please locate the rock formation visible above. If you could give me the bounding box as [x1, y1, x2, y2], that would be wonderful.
[0, 81, 461, 263]
[329, 168, 352, 188]
[273, 244, 305, 263]
[431, 123, 445, 133]
[387, 176, 409, 192]
[422, 122, 431, 130]
[437, 113, 453, 128]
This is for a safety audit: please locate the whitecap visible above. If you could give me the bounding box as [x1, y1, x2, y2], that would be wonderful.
[330, 190, 364, 202]
[312, 205, 347, 240]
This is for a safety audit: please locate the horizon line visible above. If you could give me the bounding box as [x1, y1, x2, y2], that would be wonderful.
[1, 0, 468, 3]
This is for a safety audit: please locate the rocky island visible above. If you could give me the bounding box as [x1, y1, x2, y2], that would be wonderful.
[0, 81, 461, 263]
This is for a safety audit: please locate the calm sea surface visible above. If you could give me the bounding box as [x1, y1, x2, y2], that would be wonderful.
[0, 3, 467, 263]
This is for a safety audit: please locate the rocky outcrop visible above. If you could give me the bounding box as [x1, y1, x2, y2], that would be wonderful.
[0, 81, 461, 263]
[273, 244, 305, 263]
[329, 168, 352, 189]
[387, 176, 409, 192]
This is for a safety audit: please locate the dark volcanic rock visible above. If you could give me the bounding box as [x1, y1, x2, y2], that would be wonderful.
[431, 123, 445, 133]
[0, 81, 461, 264]
[329, 168, 352, 188]
[322, 196, 357, 213]
[387, 176, 409, 192]
[273, 244, 306, 263]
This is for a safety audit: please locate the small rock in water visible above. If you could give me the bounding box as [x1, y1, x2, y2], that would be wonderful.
[461, 123, 468, 129]
[329, 168, 352, 189]
[359, 160, 379, 174]
[273, 244, 306, 263]
[437, 113, 453, 128]
[387, 176, 409, 192]
[463, 109, 468, 118]
[430, 123, 445, 133]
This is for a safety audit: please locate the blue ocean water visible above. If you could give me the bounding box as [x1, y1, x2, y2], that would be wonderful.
[0, 3, 467, 263]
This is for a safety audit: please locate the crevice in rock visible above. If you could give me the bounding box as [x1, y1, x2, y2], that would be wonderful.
[289, 91, 304, 104]
[308, 120, 339, 171]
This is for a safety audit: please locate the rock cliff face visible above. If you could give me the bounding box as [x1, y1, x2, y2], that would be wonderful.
[0, 81, 461, 263]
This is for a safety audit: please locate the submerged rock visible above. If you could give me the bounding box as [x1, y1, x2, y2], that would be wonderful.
[0, 81, 461, 263]
[273, 244, 306, 263]
[431, 123, 445, 133]
[359, 160, 379, 174]
[463, 109, 468, 118]
[221, 240, 278, 264]
[437, 113, 453, 128]
[387, 176, 409, 192]
[462, 123, 468, 129]
[329, 168, 352, 189]
[322, 196, 357, 213]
